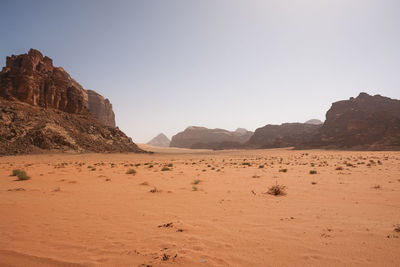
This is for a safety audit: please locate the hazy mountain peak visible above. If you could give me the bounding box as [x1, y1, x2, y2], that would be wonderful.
[305, 119, 323, 125]
[147, 133, 170, 147]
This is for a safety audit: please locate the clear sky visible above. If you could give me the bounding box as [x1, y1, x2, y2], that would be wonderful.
[1, 0, 399, 143]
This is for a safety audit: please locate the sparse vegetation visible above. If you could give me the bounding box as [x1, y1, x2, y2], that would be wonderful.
[161, 167, 170, 171]
[192, 179, 201, 185]
[126, 169, 137, 175]
[12, 169, 30, 180]
[167, 163, 173, 167]
[309, 170, 317, 174]
[279, 168, 287, 173]
[372, 185, 381, 190]
[267, 182, 287, 196]
[258, 165, 264, 168]
[335, 166, 343, 171]
[149, 187, 160, 193]
[192, 186, 198, 191]
[394, 224, 400, 232]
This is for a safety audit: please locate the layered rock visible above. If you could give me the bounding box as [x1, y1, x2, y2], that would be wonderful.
[306, 93, 400, 150]
[248, 123, 321, 148]
[170, 126, 253, 149]
[147, 133, 171, 147]
[87, 90, 115, 127]
[0, 49, 116, 127]
[0, 49, 143, 154]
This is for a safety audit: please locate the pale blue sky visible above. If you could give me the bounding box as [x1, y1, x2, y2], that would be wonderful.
[1, 0, 399, 142]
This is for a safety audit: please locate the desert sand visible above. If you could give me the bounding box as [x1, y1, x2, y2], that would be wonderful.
[0, 147, 399, 266]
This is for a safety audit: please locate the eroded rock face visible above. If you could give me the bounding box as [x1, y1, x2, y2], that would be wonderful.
[170, 126, 253, 149]
[0, 49, 87, 114]
[307, 93, 400, 150]
[0, 49, 144, 154]
[248, 123, 321, 148]
[0, 49, 116, 127]
[87, 90, 115, 127]
[0, 98, 144, 155]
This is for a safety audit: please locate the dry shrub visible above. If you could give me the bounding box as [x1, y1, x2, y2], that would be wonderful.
[267, 183, 287, 196]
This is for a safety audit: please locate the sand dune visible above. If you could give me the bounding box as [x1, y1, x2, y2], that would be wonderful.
[0, 149, 399, 266]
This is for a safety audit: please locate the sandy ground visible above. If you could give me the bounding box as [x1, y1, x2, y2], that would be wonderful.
[0, 147, 399, 266]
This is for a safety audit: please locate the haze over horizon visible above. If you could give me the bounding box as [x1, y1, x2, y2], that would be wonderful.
[1, 0, 399, 142]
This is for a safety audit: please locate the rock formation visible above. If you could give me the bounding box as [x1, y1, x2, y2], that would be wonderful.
[147, 133, 170, 147]
[0, 49, 143, 155]
[306, 93, 400, 150]
[0, 49, 116, 127]
[86, 90, 115, 127]
[170, 126, 253, 149]
[248, 123, 321, 148]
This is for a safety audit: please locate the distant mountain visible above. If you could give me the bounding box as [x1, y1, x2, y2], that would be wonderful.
[306, 93, 400, 150]
[147, 133, 170, 147]
[247, 123, 321, 148]
[305, 119, 323, 125]
[170, 126, 253, 149]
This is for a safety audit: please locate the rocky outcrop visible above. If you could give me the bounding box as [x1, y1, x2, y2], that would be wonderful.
[306, 93, 400, 150]
[248, 123, 321, 148]
[147, 133, 170, 147]
[170, 126, 253, 149]
[0, 49, 144, 155]
[87, 90, 115, 127]
[0, 98, 144, 155]
[0, 49, 116, 127]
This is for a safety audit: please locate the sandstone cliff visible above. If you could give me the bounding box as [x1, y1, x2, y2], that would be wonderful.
[306, 93, 400, 150]
[87, 90, 115, 127]
[170, 126, 253, 149]
[248, 123, 321, 148]
[0, 49, 116, 127]
[0, 49, 143, 155]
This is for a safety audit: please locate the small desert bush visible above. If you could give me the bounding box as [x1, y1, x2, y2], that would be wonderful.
[279, 168, 287, 173]
[335, 166, 343, 171]
[149, 187, 160, 193]
[372, 184, 381, 190]
[242, 162, 251, 166]
[192, 179, 201, 185]
[167, 163, 173, 167]
[267, 183, 287, 196]
[258, 165, 264, 168]
[12, 169, 30, 181]
[192, 186, 198, 191]
[394, 224, 400, 232]
[309, 170, 317, 174]
[161, 167, 170, 171]
[126, 169, 137, 175]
